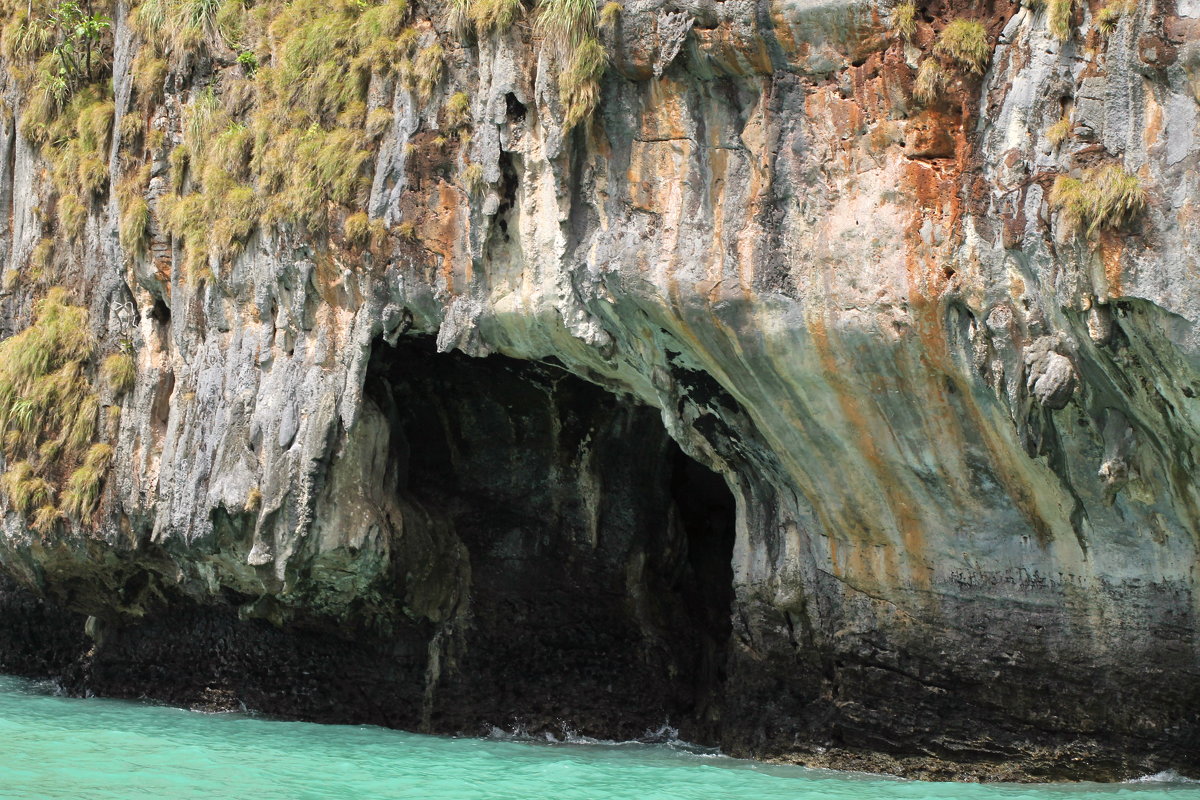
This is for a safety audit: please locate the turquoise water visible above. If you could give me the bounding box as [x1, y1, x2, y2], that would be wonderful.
[0, 676, 1197, 800]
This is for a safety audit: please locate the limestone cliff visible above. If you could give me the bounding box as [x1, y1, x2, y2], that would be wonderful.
[0, 0, 1199, 781]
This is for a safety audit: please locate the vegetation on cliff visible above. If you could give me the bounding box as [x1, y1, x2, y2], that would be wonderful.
[1096, 0, 1135, 35]
[889, 1, 916, 39]
[934, 19, 990, 74]
[0, 290, 109, 532]
[2, 0, 614, 289]
[1050, 163, 1147, 239]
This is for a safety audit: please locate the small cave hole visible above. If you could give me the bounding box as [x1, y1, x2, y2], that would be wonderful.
[505, 92, 527, 123]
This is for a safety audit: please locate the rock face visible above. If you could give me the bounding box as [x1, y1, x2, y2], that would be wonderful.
[1, 0, 1200, 781]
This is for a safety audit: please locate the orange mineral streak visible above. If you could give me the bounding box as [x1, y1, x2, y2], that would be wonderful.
[1098, 233, 1125, 299]
[807, 313, 927, 589]
[640, 78, 690, 141]
[627, 140, 690, 216]
[427, 182, 465, 295]
[1143, 97, 1164, 151]
[314, 248, 364, 313]
[692, 24, 774, 77]
[899, 152, 1066, 548]
[805, 91, 867, 159]
[707, 145, 730, 286]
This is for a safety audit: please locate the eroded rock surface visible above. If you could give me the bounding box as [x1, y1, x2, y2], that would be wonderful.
[1, 0, 1199, 781]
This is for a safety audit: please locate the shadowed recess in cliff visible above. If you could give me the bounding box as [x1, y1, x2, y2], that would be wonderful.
[363, 335, 736, 743]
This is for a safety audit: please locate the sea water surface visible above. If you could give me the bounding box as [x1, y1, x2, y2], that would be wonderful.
[0, 675, 1197, 800]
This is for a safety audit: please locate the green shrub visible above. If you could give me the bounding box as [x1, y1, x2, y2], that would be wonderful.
[935, 19, 990, 73]
[1049, 163, 1146, 239]
[237, 50, 258, 73]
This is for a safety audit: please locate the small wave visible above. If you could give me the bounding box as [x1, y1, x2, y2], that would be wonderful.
[1127, 770, 1200, 784]
[5, 676, 68, 697]
[481, 721, 723, 757]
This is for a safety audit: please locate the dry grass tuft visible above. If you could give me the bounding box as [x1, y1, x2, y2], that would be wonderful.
[446, 91, 471, 127]
[470, 0, 523, 35]
[343, 211, 371, 247]
[461, 162, 485, 196]
[934, 19, 990, 74]
[0, 288, 108, 526]
[101, 353, 137, 396]
[890, 1, 916, 39]
[1096, 0, 1134, 35]
[62, 442, 114, 519]
[1049, 163, 1146, 239]
[913, 59, 949, 104]
[559, 34, 606, 130]
[536, 0, 597, 59]
[1046, 115, 1071, 146]
[1047, 0, 1073, 40]
[414, 43, 444, 102]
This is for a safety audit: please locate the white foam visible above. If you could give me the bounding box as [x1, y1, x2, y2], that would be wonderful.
[1127, 770, 1200, 784]
[479, 721, 724, 757]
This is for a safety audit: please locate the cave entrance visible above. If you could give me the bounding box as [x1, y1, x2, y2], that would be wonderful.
[364, 336, 737, 743]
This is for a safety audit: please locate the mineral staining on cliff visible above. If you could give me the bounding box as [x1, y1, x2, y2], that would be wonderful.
[0, 0, 1197, 783]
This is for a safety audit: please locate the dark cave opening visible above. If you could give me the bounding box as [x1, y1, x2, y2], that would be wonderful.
[364, 336, 737, 742]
